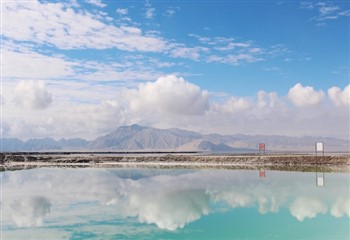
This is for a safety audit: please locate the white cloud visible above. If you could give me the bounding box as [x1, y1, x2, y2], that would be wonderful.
[116, 8, 128, 15]
[2, 1, 288, 67]
[80, 68, 163, 82]
[2, 99, 128, 140]
[289, 197, 327, 221]
[319, 6, 340, 15]
[144, 1, 155, 19]
[187, 34, 266, 65]
[301, 2, 350, 23]
[2, 47, 75, 79]
[13, 80, 53, 110]
[2, 42, 166, 82]
[164, 7, 179, 18]
[1, 78, 129, 139]
[300, 2, 314, 10]
[128, 75, 209, 115]
[3, 1, 167, 52]
[2, 78, 349, 139]
[85, 0, 106, 8]
[288, 83, 324, 107]
[207, 53, 263, 65]
[213, 97, 251, 113]
[169, 46, 208, 60]
[257, 91, 279, 108]
[214, 42, 250, 51]
[2, 77, 349, 140]
[165, 9, 175, 17]
[145, 8, 155, 18]
[11, 196, 51, 227]
[328, 85, 350, 106]
[261, 66, 280, 72]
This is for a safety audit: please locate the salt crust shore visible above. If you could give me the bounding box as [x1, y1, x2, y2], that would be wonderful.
[1, 152, 350, 172]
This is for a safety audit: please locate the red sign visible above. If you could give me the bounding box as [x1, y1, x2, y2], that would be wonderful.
[259, 170, 266, 177]
[259, 143, 265, 151]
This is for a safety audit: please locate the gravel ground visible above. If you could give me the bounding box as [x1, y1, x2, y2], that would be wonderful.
[1, 152, 349, 172]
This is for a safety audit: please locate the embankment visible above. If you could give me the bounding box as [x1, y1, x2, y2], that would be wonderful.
[1, 152, 349, 172]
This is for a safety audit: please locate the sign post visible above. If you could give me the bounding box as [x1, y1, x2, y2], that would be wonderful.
[315, 142, 324, 156]
[259, 143, 265, 154]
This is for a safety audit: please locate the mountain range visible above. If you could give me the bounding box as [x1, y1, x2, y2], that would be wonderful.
[1, 124, 349, 152]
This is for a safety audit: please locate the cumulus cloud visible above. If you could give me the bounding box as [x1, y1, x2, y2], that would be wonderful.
[328, 85, 350, 106]
[13, 80, 52, 110]
[11, 196, 51, 227]
[257, 90, 280, 108]
[128, 75, 209, 115]
[1, 73, 349, 139]
[6, 100, 127, 139]
[289, 197, 327, 221]
[288, 83, 325, 107]
[213, 96, 251, 113]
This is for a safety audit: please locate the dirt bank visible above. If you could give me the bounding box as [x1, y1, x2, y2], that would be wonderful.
[1, 152, 349, 172]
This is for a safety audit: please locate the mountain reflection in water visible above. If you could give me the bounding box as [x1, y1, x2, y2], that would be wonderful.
[2, 168, 349, 239]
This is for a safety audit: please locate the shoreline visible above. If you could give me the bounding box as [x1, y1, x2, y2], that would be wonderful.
[1, 152, 349, 172]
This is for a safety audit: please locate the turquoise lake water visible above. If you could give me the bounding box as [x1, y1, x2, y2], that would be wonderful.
[1, 168, 349, 239]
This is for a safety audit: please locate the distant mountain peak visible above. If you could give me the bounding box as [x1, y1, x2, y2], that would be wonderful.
[130, 124, 145, 130]
[119, 124, 145, 131]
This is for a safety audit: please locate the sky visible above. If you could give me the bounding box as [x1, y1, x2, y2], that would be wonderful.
[1, 0, 349, 140]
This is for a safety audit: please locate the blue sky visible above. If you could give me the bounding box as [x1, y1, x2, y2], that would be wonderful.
[1, 0, 349, 139]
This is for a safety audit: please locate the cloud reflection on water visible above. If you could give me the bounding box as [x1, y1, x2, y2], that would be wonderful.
[11, 196, 51, 227]
[2, 168, 349, 235]
[289, 197, 327, 221]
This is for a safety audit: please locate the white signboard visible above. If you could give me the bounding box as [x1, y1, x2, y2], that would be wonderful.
[316, 142, 324, 152]
[315, 142, 324, 156]
[317, 177, 324, 186]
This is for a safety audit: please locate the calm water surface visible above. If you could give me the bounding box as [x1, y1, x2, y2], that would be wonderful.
[1, 168, 349, 239]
